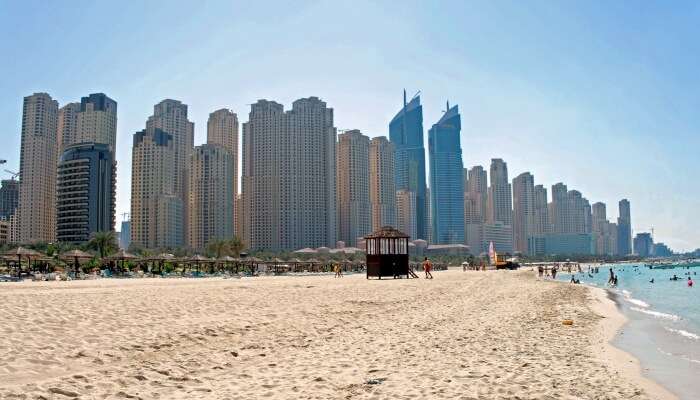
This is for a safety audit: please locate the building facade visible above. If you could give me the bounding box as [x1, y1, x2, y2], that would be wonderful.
[428, 104, 464, 244]
[512, 172, 535, 254]
[76, 93, 118, 151]
[58, 102, 80, 152]
[146, 99, 194, 244]
[369, 136, 396, 232]
[242, 97, 337, 251]
[130, 128, 181, 249]
[337, 130, 371, 246]
[207, 109, 238, 231]
[18, 93, 59, 243]
[389, 90, 428, 240]
[0, 179, 19, 221]
[634, 232, 653, 257]
[56, 143, 116, 243]
[187, 144, 235, 250]
[396, 189, 417, 239]
[617, 199, 632, 256]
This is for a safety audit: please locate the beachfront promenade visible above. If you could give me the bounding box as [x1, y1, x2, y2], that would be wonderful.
[0, 270, 665, 399]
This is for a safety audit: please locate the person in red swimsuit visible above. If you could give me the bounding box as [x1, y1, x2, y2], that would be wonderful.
[423, 257, 433, 280]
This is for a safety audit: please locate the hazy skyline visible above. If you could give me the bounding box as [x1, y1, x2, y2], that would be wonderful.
[1, 1, 699, 250]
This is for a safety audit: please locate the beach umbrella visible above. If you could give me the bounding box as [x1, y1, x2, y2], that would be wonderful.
[3, 247, 44, 277]
[59, 249, 94, 277]
[106, 249, 139, 273]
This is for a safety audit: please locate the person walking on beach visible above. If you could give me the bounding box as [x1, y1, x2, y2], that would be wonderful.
[538, 266, 544, 278]
[422, 257, 433, 279]
[608, 268, 615, 285]
[551, 266, 557, 280]
[334, 263, 343, 278]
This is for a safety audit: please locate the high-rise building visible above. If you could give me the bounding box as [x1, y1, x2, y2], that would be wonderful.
[389, 90, 428, 240]
[428, 103, 464, 244]
[464, 165, 488, 254]
[187, 144, 235, 251]
[76, 93, 118, 151]
[487, 159, 513, 226]
[119, 220, 130, 250]
[634, 232, 653, 257]
[396, 189, 417, 239]
[242, 97, 337, 251]
[58, 102, 80, 152]
[512, 172, 535, 254]
[483, 221, 514, 254]
[56, 143, 116, 243]
[207, 109, 239, 231]
[533, 185, 549, 235]
[235, 193, 244, 240]
[617, 199, 632, 256]
[369, 136, 396, 232]
[146, 99, 194, 241]
[18, 93, 59, 243]
[130, 128, 182, 249]
[336, 130, 371, 246]
[0, 179, 19, 221]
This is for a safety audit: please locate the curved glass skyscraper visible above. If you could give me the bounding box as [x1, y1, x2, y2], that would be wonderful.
[389, 90, 428, 240]
[428, 103, 465, 244]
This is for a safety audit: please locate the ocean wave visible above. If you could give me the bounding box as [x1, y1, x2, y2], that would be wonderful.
[664, 327, 700, 340]
[630, 307, 680, 321]
[621, 290, 650, 308]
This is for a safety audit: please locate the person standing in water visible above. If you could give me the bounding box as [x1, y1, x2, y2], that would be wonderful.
[689, 277, 694, 287]
[608, 268, 615, 285]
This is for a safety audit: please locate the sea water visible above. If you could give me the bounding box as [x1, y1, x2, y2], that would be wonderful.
[558, 263, 699, 399]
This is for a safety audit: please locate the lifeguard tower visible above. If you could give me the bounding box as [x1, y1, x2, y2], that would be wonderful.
[364, 226, 411, 279]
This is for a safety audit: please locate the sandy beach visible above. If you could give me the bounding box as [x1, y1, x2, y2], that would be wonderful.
[0, 270, 674, 399]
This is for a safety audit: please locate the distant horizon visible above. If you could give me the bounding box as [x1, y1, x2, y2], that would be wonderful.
[1, 1, 698, 251]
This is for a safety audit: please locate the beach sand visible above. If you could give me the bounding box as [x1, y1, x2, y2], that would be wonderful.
[0, 270, 674, 399]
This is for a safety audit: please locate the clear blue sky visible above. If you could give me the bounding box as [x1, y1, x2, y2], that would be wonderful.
[1, 1, 698, 251]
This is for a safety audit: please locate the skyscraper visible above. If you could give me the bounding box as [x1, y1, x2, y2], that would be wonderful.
[592, 202, 607, 255]
[56, 143, 116, 243]
[634, 232, 653, 257]
[18, 93, 59, 243]
[207, 109, 238, 231]
[58, 102, 80, 152]
[130, 128, 181, 249]
[242, 97, 337, 251]
[187, 144, 235, 250]
[389, 90, 428, 240]
[396, 189, 417, 239]
[464, 165, 488, 254]
[369, 136, 396, 231]
[0, 179, 19, 221]
[428, 103, 464, 244]
[533, 185, 549, 235]
[617, 199, 632, 256]
[512, 172, 535, 254]
[146, 99, 194, 235]
[337, 130, 371, 246]
[487, 159, 513, 226]
[76, 93, 118, 151]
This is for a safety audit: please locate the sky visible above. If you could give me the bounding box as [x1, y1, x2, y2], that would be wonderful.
[1, 0, 699, 251]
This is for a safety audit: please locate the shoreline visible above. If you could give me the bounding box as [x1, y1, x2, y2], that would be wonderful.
[587, 285, 678, 400]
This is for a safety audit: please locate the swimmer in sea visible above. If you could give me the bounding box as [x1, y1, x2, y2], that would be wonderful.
[649, 278, 654, 283]
[689, 277, 694, 287]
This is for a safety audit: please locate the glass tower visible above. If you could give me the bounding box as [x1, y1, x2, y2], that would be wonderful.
[428, 103, 465, 244]
[389, 90, 428, 240]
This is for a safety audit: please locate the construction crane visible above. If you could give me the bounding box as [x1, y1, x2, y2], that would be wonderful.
[4, 170, 19, 181]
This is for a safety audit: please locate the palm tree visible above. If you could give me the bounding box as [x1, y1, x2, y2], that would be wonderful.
[227, 236, 245, 257]
[206, 239, 229, 259]
[88, 231, 118, 258]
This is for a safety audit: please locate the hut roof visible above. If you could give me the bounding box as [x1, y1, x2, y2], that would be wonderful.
[59, 249, 94, 259]
[217, 255, 237, 262]
[364, 226, 409, 239]
[4, 247, 43, 258]
[107, 249, 138, 260]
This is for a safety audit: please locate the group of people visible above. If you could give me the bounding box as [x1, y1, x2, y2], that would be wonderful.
[537, 265, 558, 280]
[668, 274, 694, 286]
[607, 268, 618, 286]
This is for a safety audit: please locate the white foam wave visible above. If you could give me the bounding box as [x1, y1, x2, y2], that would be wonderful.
[621, 290, 650, 308]
[630, 307, 680, 321]
[664, 327, 700, 340]
[683, 356, 700, 364]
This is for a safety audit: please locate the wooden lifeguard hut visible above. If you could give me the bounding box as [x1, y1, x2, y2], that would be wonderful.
[364, 226, 411, 279]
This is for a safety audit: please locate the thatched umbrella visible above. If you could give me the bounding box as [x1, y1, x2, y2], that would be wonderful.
[59, 249, 94, 277]
[188, 254, 213, 274]
[3, 247, 43, 277]
[217, 255, 237, 273]
[106, 249, 138, 274]
[288, 257, 303, 272]
[306, 258, 321, 273]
